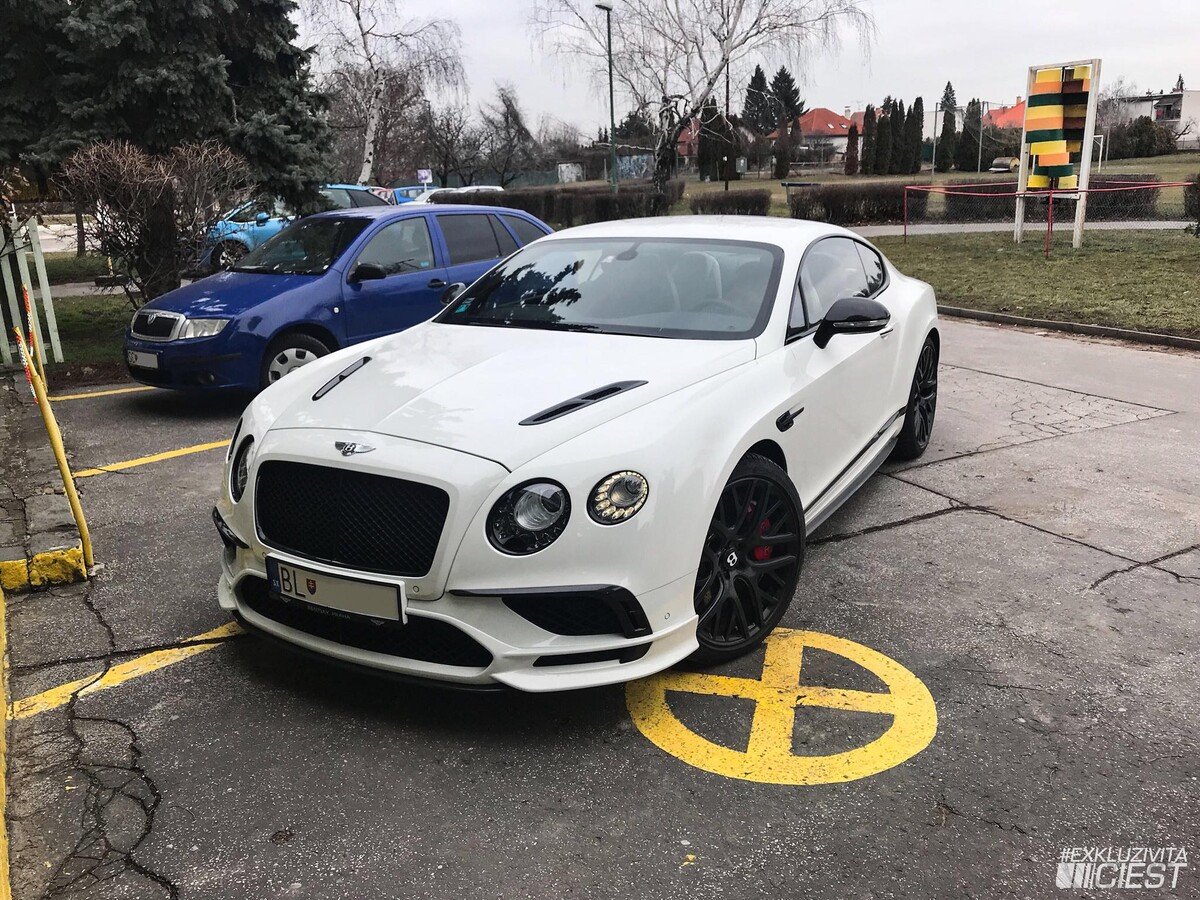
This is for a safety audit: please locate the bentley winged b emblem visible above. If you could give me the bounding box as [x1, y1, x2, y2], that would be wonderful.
[334, 441, 375, 456]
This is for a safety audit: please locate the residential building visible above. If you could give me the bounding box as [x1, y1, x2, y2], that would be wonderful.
[1116, 88, 1199, 149]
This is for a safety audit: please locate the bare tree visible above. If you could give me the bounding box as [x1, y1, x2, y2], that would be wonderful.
[479, 85, 538, 187]
[533, 0, 873, 186]
[306, 0, 462, 184]
[324, 64, 429, 184]
[421, 103, 483, 186]
[61, 141, 249, 302]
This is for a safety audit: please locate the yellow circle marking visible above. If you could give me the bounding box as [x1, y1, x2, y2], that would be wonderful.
[626, 628, 937, 785]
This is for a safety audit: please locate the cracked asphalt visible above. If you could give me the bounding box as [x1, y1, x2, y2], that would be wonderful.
[4, 318, 1198, 899]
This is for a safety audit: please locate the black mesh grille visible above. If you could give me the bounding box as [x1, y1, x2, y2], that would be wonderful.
[256, 460, 449, 577]
[501, 588, 651, 638]
[131, 311, 177, 338]
[240, 576, 492, 668]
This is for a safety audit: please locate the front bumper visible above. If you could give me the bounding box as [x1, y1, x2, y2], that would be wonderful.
[124, 330, 259, 391]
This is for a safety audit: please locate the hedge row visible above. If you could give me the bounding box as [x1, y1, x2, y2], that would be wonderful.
[432, 181, 685, 228]
[689, 189, 772, 216]
[1186, 173, 1200, 221]
[788, 182, 928, 225]
[941, 174, 1166, 222]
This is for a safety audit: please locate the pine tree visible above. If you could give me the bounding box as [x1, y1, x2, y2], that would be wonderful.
[875, 109, 892, 177]
[905, 97, 924, 174]
[844, 123, 859, 176]
[860, 105, 876, 175]
[743, 65, 774, 134]
[935, 81, 957, 173]
[770, 67, 804, 122]
[889, 99, 906, 174]
[955, 98, 982, 171]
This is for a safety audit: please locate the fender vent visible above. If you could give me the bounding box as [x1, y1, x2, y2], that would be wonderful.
[519, 380, 647, 426]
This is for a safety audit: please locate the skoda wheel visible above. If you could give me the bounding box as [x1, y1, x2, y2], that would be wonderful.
[260, 333, 330, 390]
[690, 453, 805, 665]
[892, 335, 939, 461]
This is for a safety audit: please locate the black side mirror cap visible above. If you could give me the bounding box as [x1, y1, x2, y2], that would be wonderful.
[814, 296, 891, 349]
[348, 262, 387, 284]
[440, 282, 467, 305]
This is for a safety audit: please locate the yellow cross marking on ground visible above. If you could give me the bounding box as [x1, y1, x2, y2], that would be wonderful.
[72, 440, 229, 478]
[626, 628, 937, 785]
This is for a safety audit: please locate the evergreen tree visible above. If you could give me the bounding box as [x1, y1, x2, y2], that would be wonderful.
[905, 97, 924, 174]
[875, 108, 892, 177]
[860, 105, 876, 175]
[889, 99, 906, 174]
[770, 66, 804, 122]
[935, 81, 957, 173]
[844, 123, 859, 176]
[955, 98, 982, 171]
[743, 65, 774, 134]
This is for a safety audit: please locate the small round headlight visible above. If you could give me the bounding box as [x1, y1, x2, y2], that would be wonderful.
[589, 471, 649, 524]
[488, 480, 570, 555]
[231, 437, 254, 502]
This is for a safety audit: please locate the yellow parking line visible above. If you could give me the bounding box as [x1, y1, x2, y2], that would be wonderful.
[1, 587, 12, 900]
[49, 385, 155, 402]
[72, 440, 229, 478]
[8, 621, 243, 721]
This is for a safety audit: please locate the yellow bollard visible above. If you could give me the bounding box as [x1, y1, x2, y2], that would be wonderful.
[12, 329, 94, 570]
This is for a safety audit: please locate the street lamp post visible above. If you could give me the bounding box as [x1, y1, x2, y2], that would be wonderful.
[596, 1, 618, 194]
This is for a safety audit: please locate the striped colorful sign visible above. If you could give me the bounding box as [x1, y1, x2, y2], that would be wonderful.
[1025, 64, 1091, 189]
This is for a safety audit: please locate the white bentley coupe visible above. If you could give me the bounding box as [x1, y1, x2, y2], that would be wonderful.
[214, 217, 939, 691]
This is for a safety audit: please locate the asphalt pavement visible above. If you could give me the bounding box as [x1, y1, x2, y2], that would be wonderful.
[4, 318, 1198, 899]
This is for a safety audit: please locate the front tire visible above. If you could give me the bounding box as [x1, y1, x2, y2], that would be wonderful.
[891, 335, 939, 461]
[689, 454, 805, 666]
[259, 332, 331, 390]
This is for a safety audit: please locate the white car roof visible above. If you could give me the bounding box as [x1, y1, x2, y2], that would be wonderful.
[541, 215, 845, 254]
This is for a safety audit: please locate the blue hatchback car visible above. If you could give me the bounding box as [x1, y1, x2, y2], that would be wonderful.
[125, 205, 552, 392]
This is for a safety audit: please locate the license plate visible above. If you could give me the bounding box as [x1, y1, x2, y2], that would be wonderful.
[266, 557, 402, 621]
[127, 349, 159, 369]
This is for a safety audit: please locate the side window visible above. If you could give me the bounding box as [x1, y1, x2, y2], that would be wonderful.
[797, 237, 869, 324]
[352, 189, 390, 208]
[354, 218, 435, 277]
[437, 214, 502, 265]
[855, 242, 886, 295]
[320, 188, 353, 210]
[501, 214, 548, 247]
[488, 216, 518, 255]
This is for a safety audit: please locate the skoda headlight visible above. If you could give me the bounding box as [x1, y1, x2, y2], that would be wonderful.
[178, 317, 230, 339]
[589, 471, 649, 524]
[487, 480, 570, 555]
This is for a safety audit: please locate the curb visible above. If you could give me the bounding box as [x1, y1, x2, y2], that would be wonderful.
[0, 376, 88, 594]
[937, 306, 1200, 352]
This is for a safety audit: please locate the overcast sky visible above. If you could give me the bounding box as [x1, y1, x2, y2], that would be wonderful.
[440, 0, 1198, 130]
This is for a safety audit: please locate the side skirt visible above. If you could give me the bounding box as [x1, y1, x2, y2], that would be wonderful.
[804, 408, 905, 536]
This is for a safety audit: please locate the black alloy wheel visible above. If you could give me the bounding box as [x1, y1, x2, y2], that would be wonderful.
[892, 336, 939, 461]
[691, 454, 805, 664]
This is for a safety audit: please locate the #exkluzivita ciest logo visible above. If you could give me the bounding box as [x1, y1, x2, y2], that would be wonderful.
[1057, 846, 1187, 890]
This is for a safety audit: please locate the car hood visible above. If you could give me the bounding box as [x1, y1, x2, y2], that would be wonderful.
[265, 322, 755, 470]
[141, 270, 319, 318]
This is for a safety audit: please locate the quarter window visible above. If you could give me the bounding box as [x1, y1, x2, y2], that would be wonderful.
[797, 237, 871, 325]
[500, 214, 548, 246]
[437, 214, 503, 265]
[354, 217, 436, 276]
[856, 243, 887, 295]
[489, 215, 519, 256]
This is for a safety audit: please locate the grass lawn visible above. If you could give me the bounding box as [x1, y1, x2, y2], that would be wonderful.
[42, 251, 111, 285]
[31, 293, 134, 387]
[874, 230, 1200, 338]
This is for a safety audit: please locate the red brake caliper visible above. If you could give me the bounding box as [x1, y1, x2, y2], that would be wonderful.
[752, 519, 773, 561]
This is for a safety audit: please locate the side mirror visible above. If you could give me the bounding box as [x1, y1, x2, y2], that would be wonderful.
[349, 262, 387, 284]
[813, 297, 890, 349]
[440, 282, 467, 305]
[255, 212, 270, 226]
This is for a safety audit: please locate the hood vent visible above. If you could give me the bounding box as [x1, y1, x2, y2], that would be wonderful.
[519, 380, 648, 426]
[312, 356, 371, 401]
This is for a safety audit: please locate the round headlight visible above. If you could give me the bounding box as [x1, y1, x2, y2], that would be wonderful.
[487, 480, 570, 555]
[589, 471, 649, 524]
[231, 437, 254, 502]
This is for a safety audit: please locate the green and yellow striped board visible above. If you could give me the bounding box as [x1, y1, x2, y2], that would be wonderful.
[1024, 64, 1091, 190]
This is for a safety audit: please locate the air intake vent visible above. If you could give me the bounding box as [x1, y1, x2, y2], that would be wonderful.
[519, 380, 647, 426]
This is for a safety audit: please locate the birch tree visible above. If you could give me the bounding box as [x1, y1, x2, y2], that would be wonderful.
[532, 0, 873, 186]
[307, 0, 461, 184]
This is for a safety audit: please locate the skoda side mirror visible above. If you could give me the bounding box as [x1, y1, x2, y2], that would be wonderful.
[255, 212, 270, 226]
[349, 262, 387, 284]
[440, 282, 467, 305]
[814, 297, 891, 349]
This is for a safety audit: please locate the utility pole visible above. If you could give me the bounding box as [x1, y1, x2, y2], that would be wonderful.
[596, 2, 618, 194]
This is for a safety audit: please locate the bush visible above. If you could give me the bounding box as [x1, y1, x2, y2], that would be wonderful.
[689, 189, 771, 216]
[432, 180, 685, 228]
[943, 179, 1017, 222]
[789, 182, 928, 225]
[1185, 173, 1200, 222]
[1086, 174, 1161, 221]
[939, 174, 1163, 223]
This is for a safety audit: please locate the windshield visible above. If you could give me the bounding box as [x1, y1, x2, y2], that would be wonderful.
[435, 238, 783, 340]
[233, 216, 369, 275]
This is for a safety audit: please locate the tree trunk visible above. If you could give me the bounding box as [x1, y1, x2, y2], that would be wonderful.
[74, 203, 86, 258]
[141, 183, 180, 301]
[357, 73, 384, 184]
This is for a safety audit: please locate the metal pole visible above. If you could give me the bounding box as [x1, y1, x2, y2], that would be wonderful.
[977, 102, 984, 173]
[603, 6, 618, 195]
[724, 65, 730, 192]
[932, 104, 939, 177]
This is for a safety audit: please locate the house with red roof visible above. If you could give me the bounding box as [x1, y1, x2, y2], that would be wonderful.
[795, 107, 855, 154]
[984, 97, 1026, 130]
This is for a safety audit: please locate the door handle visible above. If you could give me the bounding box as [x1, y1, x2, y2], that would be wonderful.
[427, 278, 447, 289]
